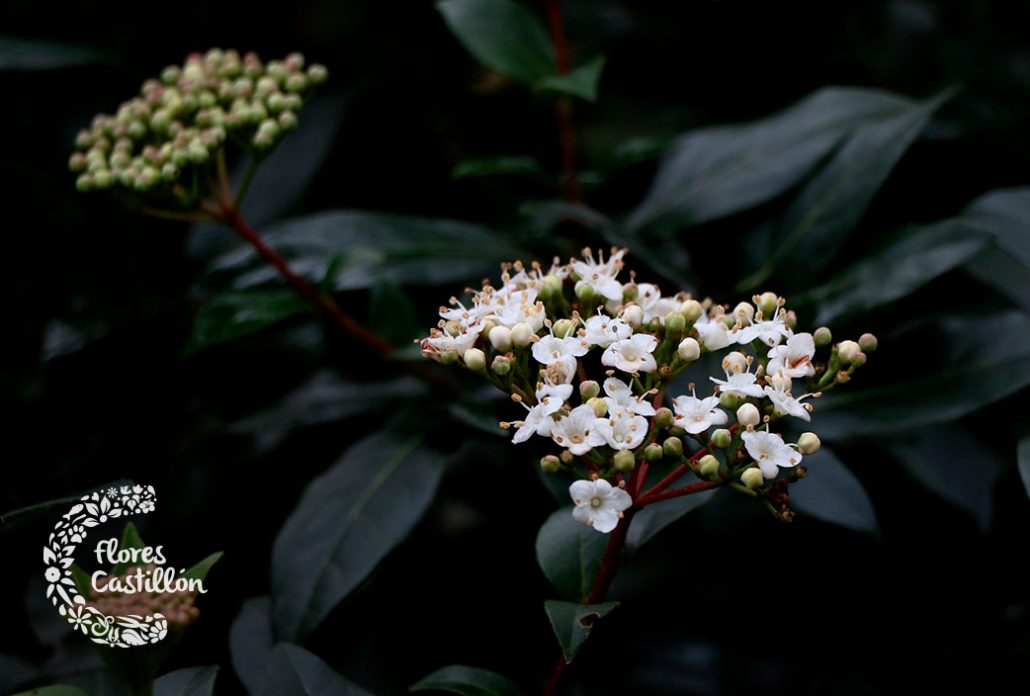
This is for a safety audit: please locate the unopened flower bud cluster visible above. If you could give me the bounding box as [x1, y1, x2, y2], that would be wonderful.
[89, 564, 199, 629]
[68, 48, 327, 199]
[419, 248, 875, 532]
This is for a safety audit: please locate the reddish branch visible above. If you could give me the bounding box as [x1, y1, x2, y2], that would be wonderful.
[545, 0, 581, 203]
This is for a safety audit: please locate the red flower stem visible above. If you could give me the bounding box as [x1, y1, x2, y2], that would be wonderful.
[640, 424, 740, 499]
[635, 480, 720, 506]
[545, 0, 581, 203]
[634, 461, 649, 498]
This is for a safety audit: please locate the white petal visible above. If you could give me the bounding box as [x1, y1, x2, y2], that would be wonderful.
[569, 480, 595, 503]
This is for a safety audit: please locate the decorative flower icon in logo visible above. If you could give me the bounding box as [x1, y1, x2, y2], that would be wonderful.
[43, 483, 169, 648]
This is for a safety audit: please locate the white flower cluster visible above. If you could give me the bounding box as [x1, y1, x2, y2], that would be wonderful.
[420, 248, 875, 532]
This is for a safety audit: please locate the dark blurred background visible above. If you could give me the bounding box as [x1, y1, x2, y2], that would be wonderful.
[2, 1, 1029, 694]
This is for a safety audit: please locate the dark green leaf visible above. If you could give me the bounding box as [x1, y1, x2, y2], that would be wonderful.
[411, 665, 523, 696]
[816, 311, 1030, 438]
[535, 56, 606, 102]
[230, 597, 274, 696]
[186, 290, 313, 356]
[626, 489, 717, 549]
[543, 600, 619, 663]
[965, 249, 1030, 312]
[740, 89, 953, 290]
[437, 0, 554, 84]
[892, 427, 1002, 531]
[790, 449, 877, 533]
[259, 644, 372, 696]
[0, 654, 35, 695]
[798, 220, 991, 325]
[208, 211, 526, 291]
[370, 280, 421, 347]
[0, 480, 131, 535]
[452, 156, 549, 181]
[626, 87, 912, 232]
[272, 431, 446, 640]
[229, 371, 428, 453]
[961, 188, 1030, 312]
[535, 508, 608, 601]
[1018, 437, 1030, 502]
[183, 552, 223, 582]
[0, 36, 108, 70]
[111, 522, 147, 575]
[153, 666, 219, 696]
[9, 687, 93, 696]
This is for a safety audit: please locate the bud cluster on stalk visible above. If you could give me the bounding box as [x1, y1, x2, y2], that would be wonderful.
[68, 48, 327, 204]
[419, 248, 876, 531]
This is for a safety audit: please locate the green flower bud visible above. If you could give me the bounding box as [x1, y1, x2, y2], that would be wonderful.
[68, 152, 88, 172]
[463, 347, 486, 371]
[851, 351, 867, 366]
[813, 326, 832, 347]
[543, 274, 563, 298]
[444, 319, 463, 337]
[160, 163, 178, 181]
[664, 312, 685, 335]
[575, 282, 595, 303]
[736, 403, 760, 427]
[587, 397, 607, 418]
[797, 432, 821, 454]
[710, 428, 732, 448]
[285, 52, 305, 71]
[188, 140, 209, 164]
[663, 436, 683, 457]
[285, 73, 308, 93]
[741, 467, 764, 490]
[837, 340, 861, 364]
[698, 454, 720, 479]
[859, 333, 878, 352]
[654, 407, 674, 429]
[491, 355, 511, 375]
[677, 337, 700, 362]
[93, 170, 114, 189]
[579, 380, 600, 400]
[552, 318, 575, 338]
[278, 111, 298, 131]
[680, 299, 703, 322]
[307, 64, 329, 85]
[621, 283, 638, 301]
[75, 173, 94, 191]
[643, 443, 664, 461]
[613, 449, 636, 472]
[719, 391, 741, 409]
[560, 450, 574, 465]
[511, 322, 534, 347]
[540, 454, 562, 473]
[127, 120, 147, 140]
[758, 291, 779, 318]
[489, 325, 513, 352]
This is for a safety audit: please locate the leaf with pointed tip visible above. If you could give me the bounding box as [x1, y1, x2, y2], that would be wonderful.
[739, 89, 953, 291]
[272, 431, 446, 640]
[961, 188, 1030, 312]
[626, 87, 912, 232]
[536, 56, 606, 102]
[258, 644, 372, 696]
[790, 450, 878, 533]
[627, 489, 717, 549]
[111, 522, 147, 575]
[230, 597, 274, 696]
[535, 508, 608, 601]
[544, 600, 619, 663]
[183, 552, 223, 582]
[369, 280, 421, 347]
[453, 157, 550, 181]
[412, 665, 523, 696]
[153, 666, 219, 696]
[185, 290, 313, 356]
[437, 0, 554, 85]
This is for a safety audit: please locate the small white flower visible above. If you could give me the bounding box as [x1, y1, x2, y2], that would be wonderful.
[584, 313, 632, 348]
[440, 294, 493, 326]
[570, 248, 626, 301]
[767, 332, 816, 378]
[602, 333, 658, 374]
[737, 313, 791, 347]
[694, 312, 735, 351]
[709, 366, 764, 398]
[636, 283, 682, 323]
[594, 412, 649, 450]
[551, 405, 607, 455]
[532, 334, 590, 381]
[671, 391, 727, 434]
[487, 287, 546, 330]
[569, 478, 633, 533]
[602, 377, 656, 417]
[741, 430, 802, 479]
[510, 382, 570, 444]
[420, 324, 483, 360]
[763, 373, 816, 422]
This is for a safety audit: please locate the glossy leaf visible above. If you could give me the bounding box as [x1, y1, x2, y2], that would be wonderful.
[892, 427, 1002, 531]
[230, 597, 274, 696]
[369, 280, 420, 347]
[258, 644, 372, 696]
[1019, 437, 1030, 502]
[0, 36, 108, 70]
[452, 156, 549, 181]
[536, 56, 606, 102]
[229, 371, 428, 453]
[411, 665, 523, 696]
[790, 449, 878, 533]
[961, 188, 1030, 312]
[740, 89, 952, 290]
[111, 521, 147, 575]
[153, 666, 219, 696]
[437, 0, 554, 85]
[186, 290, 313, 355]
[9, 687, 92, 696]
[626, 489, 717, 550]
[208, 211, 525, 291]
[626, 87, 911, 232]
[183, 551, 223, 582]
[543, 600, 619, 663]
[799, 220, 991, 325]
[535, 508, 608, 601]
[816, 311, 1030, 439]
[272, 431, 446, 640]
